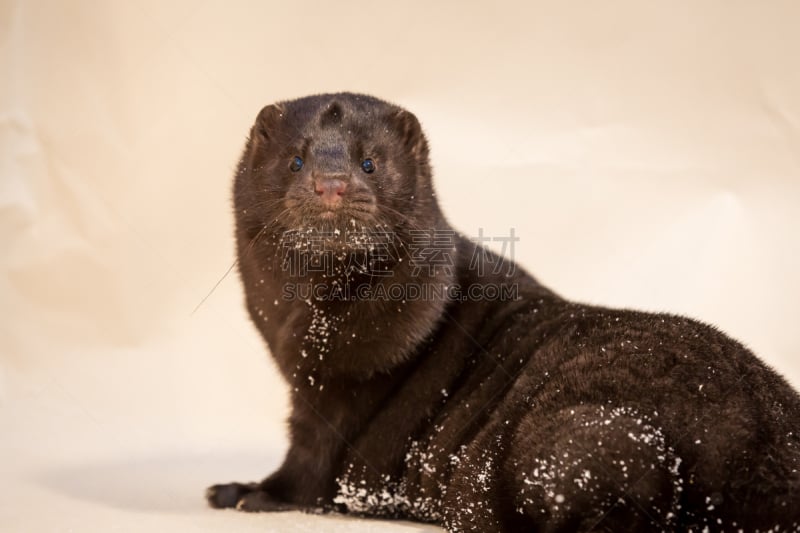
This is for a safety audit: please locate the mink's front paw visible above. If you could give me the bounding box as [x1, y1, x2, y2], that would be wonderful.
[206, 481, 258, 509]
[206, 481, 300, 512]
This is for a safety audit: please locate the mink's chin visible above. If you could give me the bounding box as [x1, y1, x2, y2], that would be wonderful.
[282, 194, 379, 230]
[276, 208, 400, 259]
[302, 206, 378, 231]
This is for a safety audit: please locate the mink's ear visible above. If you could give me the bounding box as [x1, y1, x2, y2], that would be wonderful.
[245, 104, 285, 171]
[252, 104, 285, 144]
[387, 108, 429, 160]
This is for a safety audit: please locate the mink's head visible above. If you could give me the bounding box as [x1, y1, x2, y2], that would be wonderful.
[234, 93, 441, 259]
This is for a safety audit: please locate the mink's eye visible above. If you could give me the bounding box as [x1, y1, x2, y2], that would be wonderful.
[361, 158, 376, 174]
[289, 156, 304, 172]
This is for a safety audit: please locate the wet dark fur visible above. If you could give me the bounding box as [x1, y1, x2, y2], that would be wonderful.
[206, 93, 800, 532]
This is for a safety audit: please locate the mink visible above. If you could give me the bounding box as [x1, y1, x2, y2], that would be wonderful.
[206, 93, 800, 532]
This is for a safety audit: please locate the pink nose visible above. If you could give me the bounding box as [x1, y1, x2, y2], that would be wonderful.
[314, 179, 347, 206]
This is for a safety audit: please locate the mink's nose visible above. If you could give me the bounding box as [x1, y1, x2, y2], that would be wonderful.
[314, 178, 347, 207]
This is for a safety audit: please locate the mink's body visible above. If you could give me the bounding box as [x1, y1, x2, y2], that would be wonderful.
[207, 93, 800, 532]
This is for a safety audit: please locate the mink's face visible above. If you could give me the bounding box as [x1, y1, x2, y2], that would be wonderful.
[235, 94, 435, 253]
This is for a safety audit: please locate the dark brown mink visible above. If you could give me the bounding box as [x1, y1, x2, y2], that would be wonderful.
[206, 93, 800, 532]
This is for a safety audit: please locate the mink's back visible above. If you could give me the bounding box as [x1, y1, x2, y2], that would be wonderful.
[335, 236, 800, 530]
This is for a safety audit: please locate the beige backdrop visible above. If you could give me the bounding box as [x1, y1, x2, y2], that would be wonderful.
[2, 1, 799, 531]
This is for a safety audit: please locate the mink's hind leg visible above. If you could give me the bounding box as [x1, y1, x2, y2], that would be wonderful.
[508, 405, 682, 532]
